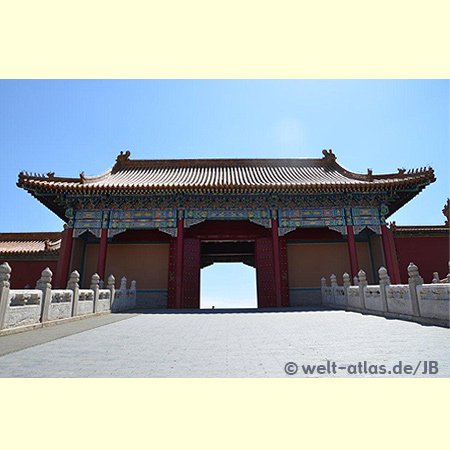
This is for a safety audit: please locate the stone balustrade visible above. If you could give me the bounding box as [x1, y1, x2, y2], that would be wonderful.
[320, 262, 450, 327]
[111, 276, 137, 312]
[48, 290, 73, 321]
[0, 262, 137, 335]
[3, 289, 42, 329]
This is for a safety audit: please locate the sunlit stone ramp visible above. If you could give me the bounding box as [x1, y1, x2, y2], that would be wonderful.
[0, 307, 448, 378]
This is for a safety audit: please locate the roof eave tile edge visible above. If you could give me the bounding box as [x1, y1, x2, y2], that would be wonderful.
[16, 176, 435, 195]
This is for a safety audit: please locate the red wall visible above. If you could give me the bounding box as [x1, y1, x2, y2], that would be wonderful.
[185, 220, 270, 240]
[111, 228, 170, 242]
[394, 236, 449, 284]
[4, 259, 59, 289]
[285, 227, 345, 241]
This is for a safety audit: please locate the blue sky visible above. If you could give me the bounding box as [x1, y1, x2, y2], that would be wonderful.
[0, 80, 448, 306]
[201, 263, 257, 309]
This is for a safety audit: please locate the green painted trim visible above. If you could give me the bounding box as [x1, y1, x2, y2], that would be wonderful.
[108, 241, 170, 245]
[286, 240, 345, 244]
[137, 289, 167, 293]
[289, 287, 321, 291]
[0, 254, 59, 260]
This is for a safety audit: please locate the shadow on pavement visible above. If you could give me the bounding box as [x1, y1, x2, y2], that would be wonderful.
[121, 306, 333, 315]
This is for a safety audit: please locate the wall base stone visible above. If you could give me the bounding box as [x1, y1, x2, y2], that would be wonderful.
[289, 289, 322, 307]
[136, 290, 167, 309]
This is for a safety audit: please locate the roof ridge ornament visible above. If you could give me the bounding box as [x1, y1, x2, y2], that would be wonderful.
[321, 149, 336, 162]
[116, 150, 131, 168]
[443, 199, 449, 227]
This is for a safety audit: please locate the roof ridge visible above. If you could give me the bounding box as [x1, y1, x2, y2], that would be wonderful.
[16, 149, 436, 201]
[0, 231, 62, 239]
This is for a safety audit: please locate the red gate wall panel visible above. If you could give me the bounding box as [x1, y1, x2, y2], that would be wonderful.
[182, 238, 201, 308]
[394, 236, 450, 284]
[279, 237, 290, 307]
[255, 237, 277, 307]
[167, 239, 177, 308]
[6, 260, 59, 289]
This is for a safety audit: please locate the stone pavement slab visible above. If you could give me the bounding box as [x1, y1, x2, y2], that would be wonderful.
[0, 312, 136, 357]
[0, 309, 448, 378]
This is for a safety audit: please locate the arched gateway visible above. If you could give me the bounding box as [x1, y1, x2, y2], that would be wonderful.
[17, 150, 435, 308]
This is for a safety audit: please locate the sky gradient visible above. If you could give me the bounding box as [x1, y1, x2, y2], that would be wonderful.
[0, 80, 448, 306]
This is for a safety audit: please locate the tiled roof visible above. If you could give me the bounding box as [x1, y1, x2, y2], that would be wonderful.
[17, 150, 435, 194]
[0, 232, 61, 255]
[391, 225, 450, 236]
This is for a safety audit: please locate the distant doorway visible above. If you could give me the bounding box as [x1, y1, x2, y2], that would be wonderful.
[200, 263, 257, 309]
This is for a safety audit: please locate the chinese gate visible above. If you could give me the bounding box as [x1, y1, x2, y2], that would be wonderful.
[16, 149, 434, 306]
[167, 220, 290, 308]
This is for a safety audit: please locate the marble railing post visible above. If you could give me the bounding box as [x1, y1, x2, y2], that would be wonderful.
[120, 276, 127, 292]
[37, 267, 53, 322]
[358, 269, 368, 310]
[330, 274, 337, 287]
[107, 274, 115, 310]
[320, 277, 327, 303]
[91, 273, 100, 313]
[343, 272, 351, 307]
[408, 263, 423, 317]
[131, 280, 137, 305]
[378, 267, 390, 312]
[330, 274, 337, 305]
[67, 270, 80, 316]
[0, 262, 12, 330]
[432, 272, 439, 284]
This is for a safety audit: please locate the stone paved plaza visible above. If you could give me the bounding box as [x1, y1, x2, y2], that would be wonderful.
[0, 308, 448, 378]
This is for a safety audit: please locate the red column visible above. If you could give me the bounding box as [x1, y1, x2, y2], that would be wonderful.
[271, 218, 283, 308]
[96, 228, 108, 281]
[386, 226, 401, 284]
[54, 227, 74, 288]
[175, 218, 184, 309]
[381, 224, 399, 284]
[167, 239, 177, 308]
[346, 225, 359, 280]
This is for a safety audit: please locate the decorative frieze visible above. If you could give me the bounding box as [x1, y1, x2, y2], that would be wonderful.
[185, 209, 270, 221]
[278, 207, 346, 229]
[73, 210, 103, 230]
[352, 207, 382, 235]
[74, 228, 101, 238]
[158, 227, 177, 237]
[110, 209, 177, 229]
[68, 194, 386, 237]
[64, 191, 391, 213]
